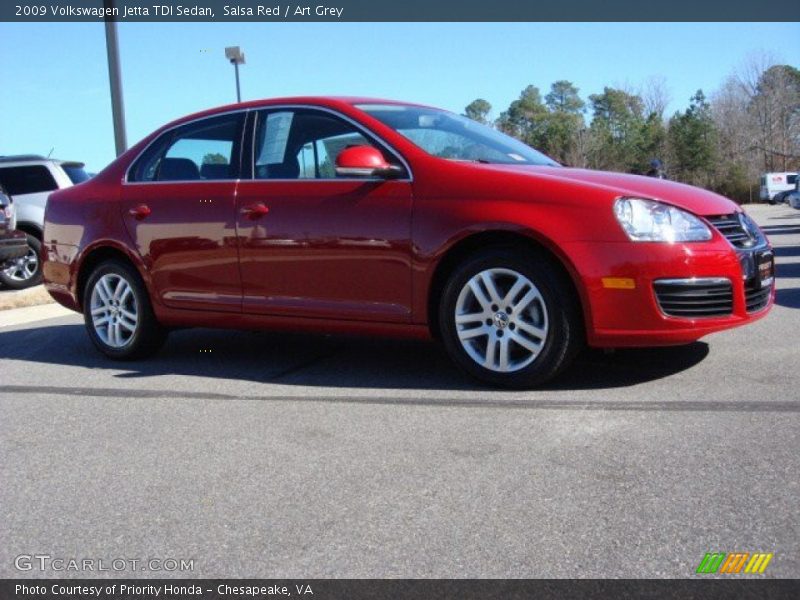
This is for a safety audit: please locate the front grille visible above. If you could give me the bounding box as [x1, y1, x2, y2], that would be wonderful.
[745, 281, 771, 313]
[654, 279, 733, 318]
[707, 214, 755, 248]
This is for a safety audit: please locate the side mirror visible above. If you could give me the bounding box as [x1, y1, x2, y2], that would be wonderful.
[335, 145, 403, 179]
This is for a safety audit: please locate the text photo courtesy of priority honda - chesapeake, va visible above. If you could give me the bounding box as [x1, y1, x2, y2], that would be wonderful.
[1, 1, 799, 598]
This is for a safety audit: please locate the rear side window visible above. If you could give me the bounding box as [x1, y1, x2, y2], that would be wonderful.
[0, 165, 58, 195]
[129, 113, 244, 182]
[62, 165, 90, 184]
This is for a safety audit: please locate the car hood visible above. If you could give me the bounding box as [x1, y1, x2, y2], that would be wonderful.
[483, 165, 740, 217]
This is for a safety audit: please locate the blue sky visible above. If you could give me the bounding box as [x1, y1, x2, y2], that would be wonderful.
[1, 22, 798, 172]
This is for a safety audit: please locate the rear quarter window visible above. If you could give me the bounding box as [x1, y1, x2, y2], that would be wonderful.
[62, 165, 90, 184]
[0, 165, 58, 195]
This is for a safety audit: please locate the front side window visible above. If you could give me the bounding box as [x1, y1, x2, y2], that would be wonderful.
[252, 109, 400, 180]
[129, 113, 243, 182]
[356, 103, 559, 166]
[0, 165, 58, 195]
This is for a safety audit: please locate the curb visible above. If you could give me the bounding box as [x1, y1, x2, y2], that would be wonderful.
[0, 303, 75, 328]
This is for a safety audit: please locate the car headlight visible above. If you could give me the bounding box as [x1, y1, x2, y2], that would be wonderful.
[613, 197, 712, 242]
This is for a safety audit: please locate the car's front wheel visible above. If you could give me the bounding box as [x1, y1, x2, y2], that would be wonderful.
[83, 259, 167, 359]
[438, 248, 583, 388]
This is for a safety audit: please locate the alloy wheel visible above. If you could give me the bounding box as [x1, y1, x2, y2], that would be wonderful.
[89, 273, 139, 348]
[3, 247, 38, 282]
[454, 267, 549, 372]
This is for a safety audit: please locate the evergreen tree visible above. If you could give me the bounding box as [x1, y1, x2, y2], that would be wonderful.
[463, 99, 492, 124]
[667, 90, 717, 186]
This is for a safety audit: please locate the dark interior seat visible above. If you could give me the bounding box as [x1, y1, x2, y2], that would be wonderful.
[200, 163, 230, 179]
[158, 158, 200, 181]
[266, 156, 300, 179]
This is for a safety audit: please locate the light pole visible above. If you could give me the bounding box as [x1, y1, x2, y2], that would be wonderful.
[225, 46, 245, 103]
[104, 0, 127, 155]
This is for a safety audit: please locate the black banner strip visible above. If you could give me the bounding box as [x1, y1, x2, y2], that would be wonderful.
[2, 0, 800, 22]
[2, 579, 800, 600]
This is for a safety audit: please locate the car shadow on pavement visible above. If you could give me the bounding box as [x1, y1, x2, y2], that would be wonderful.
[0, 321, 709, 391]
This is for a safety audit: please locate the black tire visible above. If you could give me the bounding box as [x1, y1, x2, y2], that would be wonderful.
[0, 233, 42, 289]
[438, 247, 583, 389]
[83, 259, 167, 360]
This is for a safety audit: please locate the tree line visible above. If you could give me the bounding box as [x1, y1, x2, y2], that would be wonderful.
[463, 57, 800, 202]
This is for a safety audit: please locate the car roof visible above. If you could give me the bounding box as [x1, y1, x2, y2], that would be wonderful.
[161, 96, 435, 129]
[0, 155, 84, 167]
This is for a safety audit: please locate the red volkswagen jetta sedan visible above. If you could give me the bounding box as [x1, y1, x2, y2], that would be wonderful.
[42, 97, 774, 387]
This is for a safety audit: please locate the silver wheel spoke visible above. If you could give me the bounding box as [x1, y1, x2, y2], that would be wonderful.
[454, 267, 549, 374]
[467, 279, 492, 310]
[479, 272, 502, 304]
[113, 278, 126, 301]
[516, 320, 547, 340]
[484, 339, 497, 368]
[458, 325, 490, 341]
[119, 308, 137, 322]
[498, 337, 510, 370]
[503, 278, 527, 306]
[510, 332, 543, 354]
[456, 312, 486, 325]
[118, 315, 137, 332]
[513, 288, 540, 312]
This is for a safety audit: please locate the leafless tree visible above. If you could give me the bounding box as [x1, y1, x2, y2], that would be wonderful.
[640, 76, 671, 119]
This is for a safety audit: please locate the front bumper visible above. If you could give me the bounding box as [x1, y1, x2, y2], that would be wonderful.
[565, 239, 774, 348]
[0, 232, 29, 262]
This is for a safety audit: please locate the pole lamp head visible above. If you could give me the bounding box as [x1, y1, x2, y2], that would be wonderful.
[225, 46, 245, 65]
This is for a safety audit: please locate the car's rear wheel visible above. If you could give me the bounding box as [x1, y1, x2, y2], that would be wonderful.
[0, 233, 42, 289]
[83, 259, 166, 359]
[438, 248, 583, 388]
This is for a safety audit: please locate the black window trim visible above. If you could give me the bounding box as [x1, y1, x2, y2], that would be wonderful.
[124, 104, 413, 185]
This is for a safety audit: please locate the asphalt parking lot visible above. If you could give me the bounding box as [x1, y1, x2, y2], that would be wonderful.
[1, 203, 798, 579]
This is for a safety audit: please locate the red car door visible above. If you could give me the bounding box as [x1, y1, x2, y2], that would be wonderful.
[235, 108, 413, 323]
[120, 113, 245, 313]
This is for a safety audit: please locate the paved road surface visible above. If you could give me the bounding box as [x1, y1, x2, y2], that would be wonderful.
[1, 204, 798, 578]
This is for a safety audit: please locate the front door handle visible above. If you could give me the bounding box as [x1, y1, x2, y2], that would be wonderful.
[241, 203, 269, 219]
[129, 204, 151, 220]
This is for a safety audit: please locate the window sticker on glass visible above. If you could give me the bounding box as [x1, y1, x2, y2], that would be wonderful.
[258, 112, 294, 165]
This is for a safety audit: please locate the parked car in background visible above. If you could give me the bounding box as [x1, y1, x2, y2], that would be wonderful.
[0, 184, 28, 265]
[787, 179, 800, 210]
[42, 97, 775, 388]
[0, 155, 90, 289]
[760, 171, 797, 204]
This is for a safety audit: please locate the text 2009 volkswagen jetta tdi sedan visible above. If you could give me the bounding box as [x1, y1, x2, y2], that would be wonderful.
[42, 97, 774, 387]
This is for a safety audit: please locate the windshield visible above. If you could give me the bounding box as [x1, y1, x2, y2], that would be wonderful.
[356, 104, 559, 166]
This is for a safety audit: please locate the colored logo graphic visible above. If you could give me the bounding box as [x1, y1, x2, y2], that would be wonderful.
[696, 552, 773, 574]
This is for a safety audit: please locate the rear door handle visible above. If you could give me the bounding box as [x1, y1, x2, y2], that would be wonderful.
[241, 203, 269, 219]
[128, 204, 151, 220]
